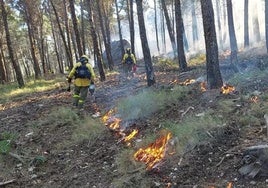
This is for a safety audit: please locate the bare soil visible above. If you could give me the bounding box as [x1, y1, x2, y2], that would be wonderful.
[1, 47, 268, 188]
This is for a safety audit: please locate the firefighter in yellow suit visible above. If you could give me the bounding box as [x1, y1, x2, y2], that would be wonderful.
[122, 48, 136, 79]
[67, 55, 95, 109]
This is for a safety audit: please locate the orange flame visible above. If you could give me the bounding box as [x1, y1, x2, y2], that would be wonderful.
[227, 182, 233, 188]
[101, 109, 115, 123]
[108, 117, 121, 130]
[221, 84, 235, 94]
[169, 79, 179, 85]
[124, 129, 139, 142]
[200, 82, 207, 92]
[134, 132, 172, 170]
[250, 95, 259, 103]
[208, 182, 233, 188]
[101, 109, 122, 130]
[180, 79, 195, 86]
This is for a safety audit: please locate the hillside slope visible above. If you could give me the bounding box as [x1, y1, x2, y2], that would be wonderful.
[0, 47, 268, 188]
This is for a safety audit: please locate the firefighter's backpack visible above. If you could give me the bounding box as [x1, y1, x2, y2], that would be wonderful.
[75, 62, 91, 79]
[125, 55, 134, 65]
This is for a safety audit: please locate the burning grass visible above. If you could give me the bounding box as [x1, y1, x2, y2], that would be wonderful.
[134, 132, 172, 170]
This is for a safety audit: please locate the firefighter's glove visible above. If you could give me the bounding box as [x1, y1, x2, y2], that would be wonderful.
[89, 84, 95, 95]
[67, 77, 72, 83]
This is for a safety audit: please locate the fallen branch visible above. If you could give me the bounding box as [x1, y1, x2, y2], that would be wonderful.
[181, 106, 194, 118]
[0, 179, 16, 186]
[206, 131, 214, 138]
[9, 152, 25, 163]
[127, 166, 145, 174]
[216, 156, 225, 167]
[178, 157, 183, 166]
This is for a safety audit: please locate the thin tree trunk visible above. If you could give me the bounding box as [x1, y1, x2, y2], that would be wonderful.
[0, 0, 24, 87]
[69, 0, 83, 57]
[0, 44, 7, 83]
[175, 0, 187, 72]
[50, 0, 73, 69]
[216, 0, 223, 49]
[128, 0, 135, 55]
[265, 0, 268, 53]
[161, 0, 176, 55]
[200, 0, 223, 89]
[0, 37, 8, 84]
[191, 0, 199, 44]
[97, 0, 114, 70]
[63, 0, 74, 66]
[161, 10, 166, 53]
[115, 0, 125, 57]
[226, 0, 239, 73]
[244, 0, 249, 47]
[154, 0, 160, 54]
[252, 2, 261, 43]
[80, 0, 86, 54]
[136, 0, 155, 86]
[86, 0, 106, 81]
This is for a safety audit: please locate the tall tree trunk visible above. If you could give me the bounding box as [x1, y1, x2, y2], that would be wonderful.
[265, 0, 268, 53]
[0, 0, 24, 87]
[191, 0, 199, 45]
[154, 0, 160, 54]
[63, 0, 74, 66]
[161, 0, 176, 55]
[216, 0, 223, 49]
[252, 1, 261, 43]
[175, 0, 187, 72]
[50, 0, 73, 69]
[38, 10, 46, 75]
[97, 0, 114, 70]
[86, 0, 106, 81]
[200, 0, 223, 89]
[226, 0, 239, 73]
[102, 2, 113, 66]
[0, 43, 7, 83]
[115, 0, 125, 58]
[80, 0, 86, 54]
[46, 2, 63, 73]
[24, 8, 42, 79]
[161, 9, 166, 53]
[182, 23, 189, 52]
[128, 0, 135, 55]
[69, 0, 83, 57]
[136, 0, 155, 86]
[244, 0, 249, 47]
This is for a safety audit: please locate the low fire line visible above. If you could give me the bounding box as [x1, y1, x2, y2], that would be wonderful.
[101, 108, 172, 170]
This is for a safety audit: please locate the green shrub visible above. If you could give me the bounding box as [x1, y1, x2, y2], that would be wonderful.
[154, 58, 178, 70]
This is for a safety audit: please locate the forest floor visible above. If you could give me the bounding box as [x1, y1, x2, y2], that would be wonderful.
[1, 46, 268, 188]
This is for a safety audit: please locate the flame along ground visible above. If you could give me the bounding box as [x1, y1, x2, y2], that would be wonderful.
[221, 84, 235, 94]
[100, 81, 238, 171]
[133, 132, 172, 170]
[101, 108, 172, 170]
[177, 78, 236, 95]
[209, 182, 233, 188]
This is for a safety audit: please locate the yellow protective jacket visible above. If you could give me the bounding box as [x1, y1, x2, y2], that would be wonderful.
[68, 62, 95, 87]
[122, 53, 136, 64]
